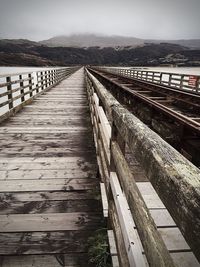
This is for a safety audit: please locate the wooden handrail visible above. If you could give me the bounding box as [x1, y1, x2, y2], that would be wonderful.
[0, 67, 79, 121]
[85, 67, 200, 266]
[97, 67, 200, 92]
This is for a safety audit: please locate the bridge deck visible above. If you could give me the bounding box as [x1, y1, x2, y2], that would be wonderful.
[0, 69, 103, 266]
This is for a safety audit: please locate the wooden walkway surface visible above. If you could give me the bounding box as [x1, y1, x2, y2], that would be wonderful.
[0, 68, 103, 267]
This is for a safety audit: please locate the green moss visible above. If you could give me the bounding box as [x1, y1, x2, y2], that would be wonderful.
[88, 228, 112, 267]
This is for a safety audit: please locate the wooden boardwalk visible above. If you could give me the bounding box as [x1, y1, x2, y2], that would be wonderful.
[0, 68, 103, 266]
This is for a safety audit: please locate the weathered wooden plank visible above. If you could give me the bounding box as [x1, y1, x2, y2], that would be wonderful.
[88, 70, 200, 260]
[0, 255, 63, 267]
[110, 172, 146, 267]
[150, 209, 176, 227]
[158, 228, 190, 251]
[0, 156, 95, 163]
[8, 116, 88, 121]
[2, 118, 91, 124]
[100, 183, 108, 218]
[171, 252, 200, 267]
[107, 230, 120, 267]
[0, 169, 96, 180]
[0, 230, 94, 254]
[0, 140, 94, 148]
[0, 253, 90, 267]
[0, 69, 103, 267]
[0, 190, 97, 202]
[112, 103, 200, 260]
[0, 199, 101, 214]
[0, 127, 89, 131]
[109, 200, 130, 267]
[23, 105, 89, 109]
[0, 212, 102, 232]
[111, 142, 175, 267]
[0, 136, 94, 143]
[0, 178, 99, 192]
[0, 161, 96, 171]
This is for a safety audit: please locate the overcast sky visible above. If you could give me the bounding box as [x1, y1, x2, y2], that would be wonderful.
[0, 0, 200, 41]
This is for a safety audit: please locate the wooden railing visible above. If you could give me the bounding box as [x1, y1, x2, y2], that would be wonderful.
[97, 67, 200, 92]
[85, 68, 200, 266]
[0, 67, 78, 121]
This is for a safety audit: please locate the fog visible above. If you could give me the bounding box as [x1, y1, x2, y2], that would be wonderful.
[0, 0, 200, 41]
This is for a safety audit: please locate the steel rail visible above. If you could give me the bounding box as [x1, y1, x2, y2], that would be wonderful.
[89, 67, 200, 135]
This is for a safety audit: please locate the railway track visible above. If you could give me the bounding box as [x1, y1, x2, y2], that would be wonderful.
[88, 67, 200, 167]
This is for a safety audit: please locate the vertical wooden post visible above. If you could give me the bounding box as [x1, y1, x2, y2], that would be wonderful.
[45, 71, 48, 88]
[19, 75, 25, 102]
[51, 70, 54, 85]
[48, 70, 51, 87]
[168, 74, 172, 87]
[6, 76, 13, 110]
[180, 75, 184, 90]
[28, 74, 33, 97]
[55, 70, 57, 84]
[36, 72, 39, 93]
[110, 122, 126, 172]
[41, 72, 44, 90]
[152, 72, 155, 82]
[160, 73, 163, 84]
[53, 70, 56, 84]
[195, 77, 199, 92]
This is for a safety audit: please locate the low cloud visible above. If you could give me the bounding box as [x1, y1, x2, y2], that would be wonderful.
[0, 0, 200, 41]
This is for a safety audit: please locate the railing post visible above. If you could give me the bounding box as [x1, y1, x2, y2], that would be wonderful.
[6, 76, 13, 110]
[110, 122, 126, 172]
[19, 74, 25, 102]
[152, 72, 155, 82]
[36, 72, 39, 93]
[55, 70, 59, 83]
[45, 71, 48, 88]
[28, 73, 33, 97]
[180, 75, 184, 90]
[195, 77, 199, 92]
[51, 70, 54, 85]
[160, 73, 163, 84]
[168, 74, 172, 87]
[48, 70, 51, 87]
[41, 72, 44, 90]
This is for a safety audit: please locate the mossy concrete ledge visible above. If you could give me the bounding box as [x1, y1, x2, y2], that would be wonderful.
[112, 104, 200, 262]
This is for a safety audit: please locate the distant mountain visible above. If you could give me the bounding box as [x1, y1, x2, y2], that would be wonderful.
[0, 39, 40, 47]
[147, 39, 200, 50]
[40, 34, 200, 50]
[1, 38, 197, 67]
[40, 34, 144, 48]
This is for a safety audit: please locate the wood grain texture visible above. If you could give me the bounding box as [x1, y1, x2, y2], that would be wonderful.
[0, 68, 103, 267]
[86, 69, 200, 266]
[0, 253, 93, 267]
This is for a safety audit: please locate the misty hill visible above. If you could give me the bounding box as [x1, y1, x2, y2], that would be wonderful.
[40, 34, 200, 49]
[1, 38, 198, 67]
[149, 39, 200, 50]
[40, 34, 144, 48]
[0, 39, 40, 47]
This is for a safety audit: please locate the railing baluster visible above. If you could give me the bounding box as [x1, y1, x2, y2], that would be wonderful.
[0, 67, 77, 120]
[6, 76, 13, 110]
[41, 72, 44, 90]
[28, 73, 33, 97]
[19, 74, 25, 102]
